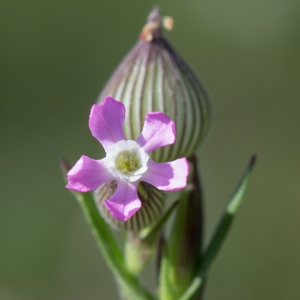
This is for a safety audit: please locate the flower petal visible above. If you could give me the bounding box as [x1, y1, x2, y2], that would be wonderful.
[142, 158, 189, 191]
[104, 180, 141, 221]
[136, 112, 175, 153]
[66, 156, 112, 192]
[89, 96, 126, 152]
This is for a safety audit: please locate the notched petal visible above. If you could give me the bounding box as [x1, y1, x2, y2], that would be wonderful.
[104, 180, 141, 221]
[136, 112, 175, 153]
[94, 181, 165, 231]
[66, 156, 112, 192]
[89, 97, 126, 152]
[142, 158, 189, 191]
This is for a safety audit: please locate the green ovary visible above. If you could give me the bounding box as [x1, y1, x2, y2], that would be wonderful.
[115, 151, 141, 174]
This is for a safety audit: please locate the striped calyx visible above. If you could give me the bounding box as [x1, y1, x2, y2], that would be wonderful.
[98, 7, 212, 163]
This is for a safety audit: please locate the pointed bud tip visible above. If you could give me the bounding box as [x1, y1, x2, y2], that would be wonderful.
[250, 153, 257, 169]
[139, 7, 163, 41]
[148, 6, 161, 23]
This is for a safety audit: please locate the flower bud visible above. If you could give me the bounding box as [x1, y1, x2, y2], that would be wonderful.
[98, 7, 212, 162]
[94, 181, 164, 231]
[159, 156, 204, 298]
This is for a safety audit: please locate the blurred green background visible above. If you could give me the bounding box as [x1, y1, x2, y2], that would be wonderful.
[1, 0, 300, 299]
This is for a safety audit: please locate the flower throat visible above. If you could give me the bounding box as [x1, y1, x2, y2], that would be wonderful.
[115, 150, 141, 174]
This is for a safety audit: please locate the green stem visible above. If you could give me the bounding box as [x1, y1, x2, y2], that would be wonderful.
[200, 155, 256, 274]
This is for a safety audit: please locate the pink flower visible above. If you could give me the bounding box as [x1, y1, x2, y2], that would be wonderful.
[66, 97, 189, 221]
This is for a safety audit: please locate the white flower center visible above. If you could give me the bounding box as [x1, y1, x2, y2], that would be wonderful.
[105, 140, 149, 182]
